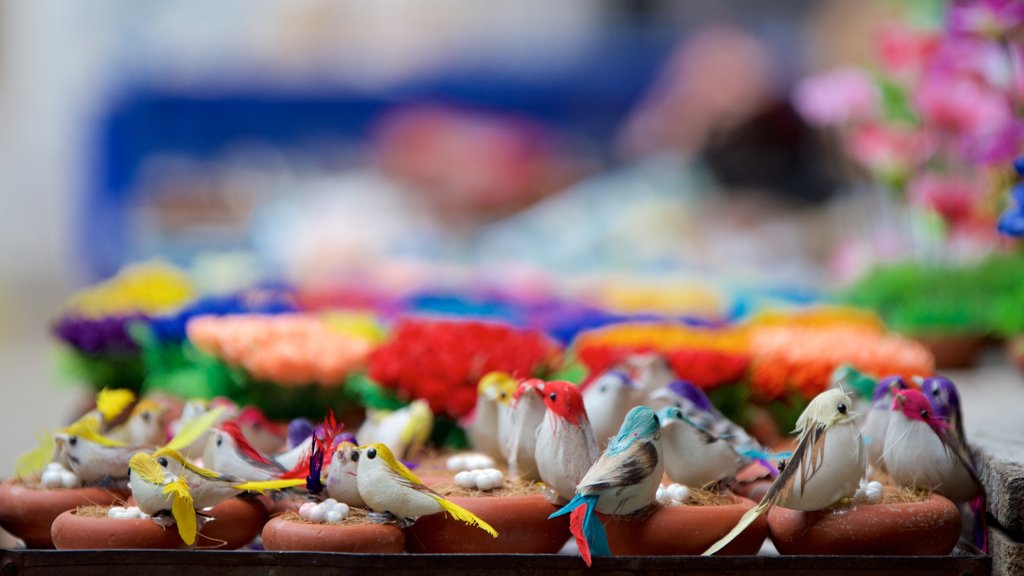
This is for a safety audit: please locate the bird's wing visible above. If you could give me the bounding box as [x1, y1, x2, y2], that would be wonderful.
[578, 439, 659, 495]
[703, 423, 824, 556]
[164, 407, 224, 452]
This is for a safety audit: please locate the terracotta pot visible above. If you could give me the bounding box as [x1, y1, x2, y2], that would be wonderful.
[197, 497, 268, 549]
[768, 493, 961, 555]
[51, 509, 185, 550]
[405, 495, 569, 554]
[258, 494, 305, 517]
[912, 333, 985, 370]
[262, 515, 405, 553]
[601, 494, 766, 555]
[733, 480, 771, 503]
[0, 479, 128, 548]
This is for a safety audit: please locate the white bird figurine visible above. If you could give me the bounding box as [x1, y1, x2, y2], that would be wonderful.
[535, 380, 600, 503]
[658, 405, 745, 489]
[704, 388, 865, 556]
[583, 368, 638, 449]
[860, 376, 909, 474]
[356, 400, 433, 460]
[503, 379, 547, 481]
[467, 372, 517, 461]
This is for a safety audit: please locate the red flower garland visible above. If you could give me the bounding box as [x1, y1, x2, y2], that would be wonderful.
[368, 318, 562, 419]
[578, 344, 749, 391]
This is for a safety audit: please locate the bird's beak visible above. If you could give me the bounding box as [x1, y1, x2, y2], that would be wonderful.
[895, 394, 907, 405]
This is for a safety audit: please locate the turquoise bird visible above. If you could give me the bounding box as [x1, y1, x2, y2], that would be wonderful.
[549, 406, 663, 566]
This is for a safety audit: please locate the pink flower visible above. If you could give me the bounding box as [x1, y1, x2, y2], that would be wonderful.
[948, 0, 1024, 40]
[847, 124, 935, 180]
[914, 73, 1011, 135]
[793, 68, 879, 126]
[878, 24, 941, 79]
[907, 172, 983, 223]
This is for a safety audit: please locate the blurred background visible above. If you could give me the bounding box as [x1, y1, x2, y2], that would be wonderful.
[0, 0, 1013, 474]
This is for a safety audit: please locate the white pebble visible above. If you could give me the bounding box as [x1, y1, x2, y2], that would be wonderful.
[668, 484, 690, 503]
[60, 471, 79, 489]
[298, 502, 317, 521]
[306, 505, 326, 523]
[40, 471, 62, 488]
[454, 471, 476, 488]
[325, 510, 344, 524]
[447, 453, 496, 472]
[332, 502, 350, 515]
[322, 498, 338, 508]
[447, 455, 466, 471]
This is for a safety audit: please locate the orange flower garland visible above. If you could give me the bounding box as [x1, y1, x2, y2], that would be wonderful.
[187, 314, 373, 386]
[748, 325, 934, 401]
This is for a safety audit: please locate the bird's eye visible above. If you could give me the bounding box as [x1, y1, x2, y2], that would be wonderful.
[157, 457, 168, 467]
[920, 409, 929, 419]
[931, 388, 941, 396]
[837, 403, 847, 415]
[500, 392, 507, 399]
[142, 412, 151, 423]
[599, 385, 608, 393]
[216, 436, 223, 447]
[68, 436, 77, 446]
[674, 409, 682, 419]
[367, 448, 377, 460]
[351, 451, 360, 462]
[653, 415, 660, 426]
[549, 392, 557, 402]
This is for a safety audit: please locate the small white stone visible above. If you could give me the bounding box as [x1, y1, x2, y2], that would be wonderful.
[454, 471, 476, 488]
[108, 506, 126, 517]
[307, 505, 326, 523]
[332, 502, 350, 514]
[60, 471, 78, 489]
[45, 462, 63, 472]
[322, 498, 338, 508]
[484, 469, 503, 484]
[298, 502, 316, 521]
[126, 506, 141, 516]
[474, 476, 492, 491]
[446, 455, 466, 471]
[325, 510, 344, 524]
[668, 484, 690, 503]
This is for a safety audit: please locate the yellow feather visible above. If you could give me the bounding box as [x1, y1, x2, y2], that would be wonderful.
[434, 497, 499, 538]
[129, 453, 167, 485]
[15, 432, 54, 480]
[96, 388, 136, 422]
[164, 406, 225, 452]
[164, 478, 197, 546]
[231, 478, 306, 492]
[398, 401, 433, 450]
[64, 416, 127, 447]
[702, 499, 770, 556]
[151, 448, 223, 480]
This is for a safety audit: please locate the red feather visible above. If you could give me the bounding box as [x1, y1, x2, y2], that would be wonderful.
[570, 504, 592, 567]
[319, 410, 342, 469]
[219, 421, 274, 465]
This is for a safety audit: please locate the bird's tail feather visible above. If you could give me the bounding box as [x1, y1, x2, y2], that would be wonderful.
[970, 496, 988, 553]
[436, 498, 499, 537]
[232, 478, 306, 492]
[567, 494, 609, 566]
[703, 499, 769, 556]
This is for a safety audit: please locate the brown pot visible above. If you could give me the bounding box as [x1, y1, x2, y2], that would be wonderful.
[768, 493, 961, 555]
[51, 509, 186, 550]
[602, 494, 766, 555]
[196, 497, 268, 549]
[405, 495, 569, 554]
[1007, 336, 1024, 373]
[912, 333, 986, 370]
[0, 479, 128, 548]
[262, 515, 405, 553]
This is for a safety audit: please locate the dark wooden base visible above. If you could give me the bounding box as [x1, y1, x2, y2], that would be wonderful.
[0, 544, 990, 576]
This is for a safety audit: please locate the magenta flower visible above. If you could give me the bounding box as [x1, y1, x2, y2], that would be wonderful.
[948, 0, 1024, 40]
[914, 73, 1011, 135]
[961, 120, 1024, 165]
[793, 68, 879, 126]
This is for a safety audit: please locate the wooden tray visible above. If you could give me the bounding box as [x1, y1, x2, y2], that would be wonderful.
[0, 544, 990, 576]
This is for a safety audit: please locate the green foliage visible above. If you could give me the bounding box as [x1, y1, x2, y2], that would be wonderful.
[548, 353, 588, 384]
[844, 253, 1024, 337]
[56, 347, 145, 393]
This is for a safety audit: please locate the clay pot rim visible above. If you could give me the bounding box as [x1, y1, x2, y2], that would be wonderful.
[267, 514, 403, 532]
[773, 492, 953, 514]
